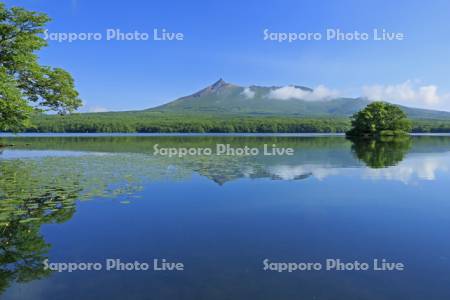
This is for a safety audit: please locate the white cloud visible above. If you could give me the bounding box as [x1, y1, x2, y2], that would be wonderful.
[87, 106, 109, 113]
[241, 87, 255, 99]
[268, 85, 339, 101]
[362, 80, 450, 109]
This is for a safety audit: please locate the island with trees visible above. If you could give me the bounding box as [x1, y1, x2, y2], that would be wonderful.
[346, 102, 412, 137]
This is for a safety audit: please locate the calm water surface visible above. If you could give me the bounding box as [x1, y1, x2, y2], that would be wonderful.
[1, 135, 450, 300]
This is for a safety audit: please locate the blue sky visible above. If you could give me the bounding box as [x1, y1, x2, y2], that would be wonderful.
[4, 0, 450, 111]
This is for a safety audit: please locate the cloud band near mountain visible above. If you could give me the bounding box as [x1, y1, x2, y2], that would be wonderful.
[268, 85, 339, 101]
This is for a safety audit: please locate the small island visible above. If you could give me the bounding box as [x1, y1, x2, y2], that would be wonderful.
[346, 101, 412, 137]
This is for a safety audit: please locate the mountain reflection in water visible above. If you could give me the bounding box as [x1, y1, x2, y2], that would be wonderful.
[0, 135, 450, 298]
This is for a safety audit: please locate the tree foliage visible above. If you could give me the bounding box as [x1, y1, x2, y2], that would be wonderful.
[347, 102, 412, 137]
[0, 3, 81, 132]
[24, 111, 450, 133]
[28, 112, 352, 133]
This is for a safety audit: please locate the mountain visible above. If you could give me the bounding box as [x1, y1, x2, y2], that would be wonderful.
[28, 79, 450, 133]
[150, 79, 450, 119]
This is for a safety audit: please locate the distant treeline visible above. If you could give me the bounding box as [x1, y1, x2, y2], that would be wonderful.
[21, 112, 450, 133]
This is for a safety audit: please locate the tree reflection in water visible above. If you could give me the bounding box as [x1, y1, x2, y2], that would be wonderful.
[0, 160, 79, 293]
[349, 136, 412, 168]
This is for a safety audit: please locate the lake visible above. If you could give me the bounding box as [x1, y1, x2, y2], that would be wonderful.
[1, 134, 450, 299]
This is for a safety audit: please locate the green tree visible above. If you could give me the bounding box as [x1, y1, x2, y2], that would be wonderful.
[346, 101, 412, 137]
[0, 3, 81, 132]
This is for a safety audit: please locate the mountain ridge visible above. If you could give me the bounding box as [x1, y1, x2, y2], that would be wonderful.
[26, 79, 450, 133]
[148, 79, 450, 120]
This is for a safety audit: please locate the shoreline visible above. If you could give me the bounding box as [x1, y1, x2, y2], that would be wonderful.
[2, 132, 450, 138]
